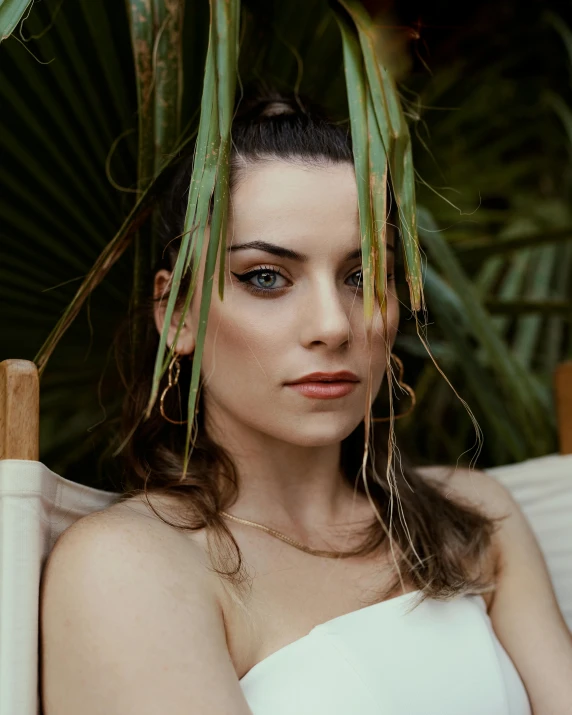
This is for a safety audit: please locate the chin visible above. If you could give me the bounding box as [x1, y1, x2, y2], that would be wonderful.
[278, 415, 363, 447]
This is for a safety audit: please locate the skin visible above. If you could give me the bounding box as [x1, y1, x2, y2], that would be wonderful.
[153, 159, 398, 542]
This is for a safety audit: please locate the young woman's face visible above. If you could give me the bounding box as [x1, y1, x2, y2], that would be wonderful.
[156, 160, 399, 446]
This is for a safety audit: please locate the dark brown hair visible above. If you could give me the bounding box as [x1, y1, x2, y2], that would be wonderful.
[115, 86, 505, 608]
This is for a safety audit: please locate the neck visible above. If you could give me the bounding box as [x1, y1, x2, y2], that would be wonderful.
[205, 410, 369, 536]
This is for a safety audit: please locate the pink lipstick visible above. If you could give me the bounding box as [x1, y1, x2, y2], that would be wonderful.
[286, 381, 357, 399]
[285, 370, 359, 399]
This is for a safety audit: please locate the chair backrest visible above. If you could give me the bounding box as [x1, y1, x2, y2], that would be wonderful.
[0, 360, 121, 715]
[1, 358, 571, 715]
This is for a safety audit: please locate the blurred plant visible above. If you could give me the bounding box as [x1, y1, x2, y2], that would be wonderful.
[387, 3, 572, 466]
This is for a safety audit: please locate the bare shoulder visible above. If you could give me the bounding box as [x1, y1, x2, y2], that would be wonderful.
[45, 492, 216, 585]
[40, 498, 251, 715]
[415, 465, 514, 610]
[45, 493, 210, 572]
[416, 463, 518, 557]
[416, 463, 512, 521]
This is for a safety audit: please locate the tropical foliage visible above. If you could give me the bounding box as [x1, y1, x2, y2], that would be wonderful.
[393, 3, 572, 465]
[1, 0, 571, 487]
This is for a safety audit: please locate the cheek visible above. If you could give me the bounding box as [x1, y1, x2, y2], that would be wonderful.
[198, 292, 286, 384]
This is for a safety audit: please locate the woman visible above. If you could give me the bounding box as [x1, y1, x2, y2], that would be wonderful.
[40, 90, 572, 714]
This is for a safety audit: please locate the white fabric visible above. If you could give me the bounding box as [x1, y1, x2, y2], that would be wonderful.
[239, 591, 531, 715]
[0, 453, 570, 715]
[0, 460, 119, 715]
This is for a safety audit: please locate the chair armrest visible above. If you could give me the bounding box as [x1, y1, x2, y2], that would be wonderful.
[0, 359, 39, 461]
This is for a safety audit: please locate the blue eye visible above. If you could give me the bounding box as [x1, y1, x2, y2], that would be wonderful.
[252, 270, 281, 289]
[231, 267, 288, 295]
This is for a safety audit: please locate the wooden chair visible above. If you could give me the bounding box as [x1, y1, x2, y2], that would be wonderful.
[1, 358, 571, 715]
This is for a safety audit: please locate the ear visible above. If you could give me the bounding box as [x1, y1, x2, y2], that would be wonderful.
[153, 269, 195, 355]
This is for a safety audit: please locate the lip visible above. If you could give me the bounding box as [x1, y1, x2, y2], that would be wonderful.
[286, 381, 358, 399]
[286, 371, 359, 384]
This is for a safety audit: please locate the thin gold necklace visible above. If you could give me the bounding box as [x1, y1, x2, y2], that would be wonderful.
[219, 510, 363, 559]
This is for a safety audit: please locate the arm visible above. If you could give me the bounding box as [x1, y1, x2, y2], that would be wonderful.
[442, 468, 572, 714]
[40, 510, 253, 715]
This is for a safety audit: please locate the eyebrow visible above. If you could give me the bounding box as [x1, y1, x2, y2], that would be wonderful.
[227, 240, 395, 262]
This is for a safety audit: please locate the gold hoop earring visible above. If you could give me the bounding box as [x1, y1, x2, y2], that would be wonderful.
[373, 353, 416, 423]
[159, 352, 188, 425]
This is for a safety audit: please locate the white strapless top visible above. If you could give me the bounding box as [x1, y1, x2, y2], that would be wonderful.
[239, 590, 531, 715]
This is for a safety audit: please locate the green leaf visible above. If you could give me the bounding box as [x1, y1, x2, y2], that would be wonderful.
[153, 0, 185, 174]
[454, 228, 572, 266]
[126, 0, 155, 190]
[337, 0, 424, 313]
[0, 0, 33, 42]
[334, 8, 375, 323]
[146, 9, 220, 415]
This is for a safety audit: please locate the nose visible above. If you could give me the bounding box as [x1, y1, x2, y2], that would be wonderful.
[299, 273, 353, 349]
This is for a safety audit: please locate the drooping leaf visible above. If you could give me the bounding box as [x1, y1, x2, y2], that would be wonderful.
[337, 0, 424, 313]
[0, 0, 33, 42]
[334, 8, 375, 324]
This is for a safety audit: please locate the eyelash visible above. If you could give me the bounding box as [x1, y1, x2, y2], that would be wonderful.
[231, 265, 394, 297]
